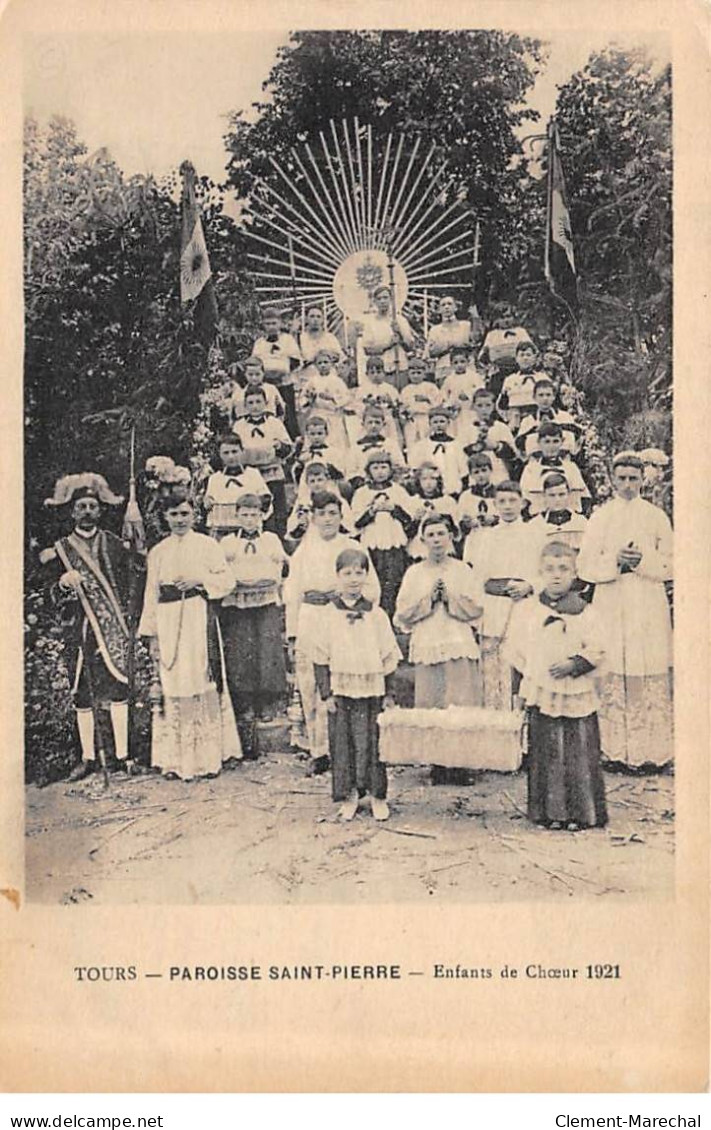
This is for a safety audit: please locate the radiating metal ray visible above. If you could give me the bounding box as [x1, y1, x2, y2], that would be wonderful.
[399, 228, 476, 272]
[252, 212, 341, 275]
[379, 133, 405, 246]
[388, 142, 436, 237]
[401, 246, 475, 277]
[389, 168, 456, 254]
[255, 285, 336, 297]
[246, 254, 334, 283]
[268, 155, 349, 262]
[400, 210, 474, 272]
[255, 181, 344, 269]
[290, 147, 353, 260]
[249, 263, 333, 282]
[408, 262, 475, 282]
[354, 118, 368, 248]
[251, 182, 343, 268]
[408, 283, 472, 289]
[266, 154, 347, 258]
[246, 228, 338, 274]
[372, 132, 393, 239]
[319, 132, 359, 254]
[397, 198, 473, 265]
[305, 142, 358, 257]
[388, 162, 451, 244]
[386, 136, 421, 238]
[342, 119, 365, 249]
[329, 121, 360, 251]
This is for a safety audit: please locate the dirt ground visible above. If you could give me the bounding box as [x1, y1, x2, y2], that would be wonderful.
[26, 727, 674, 905]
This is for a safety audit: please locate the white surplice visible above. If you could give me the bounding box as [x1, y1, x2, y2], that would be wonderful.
[139, 531, 242, 778]
[577, 495, 673, 766]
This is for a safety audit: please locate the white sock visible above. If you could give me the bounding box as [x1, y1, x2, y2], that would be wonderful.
[110, 701, 129, 761]
[76, 709, 95, 762]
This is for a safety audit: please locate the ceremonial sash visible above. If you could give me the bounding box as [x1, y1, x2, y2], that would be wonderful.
[55, 534, 129, 684]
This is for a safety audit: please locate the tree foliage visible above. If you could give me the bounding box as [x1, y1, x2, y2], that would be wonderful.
[553, 48, 672, 449]
[24, 116, 251, 554]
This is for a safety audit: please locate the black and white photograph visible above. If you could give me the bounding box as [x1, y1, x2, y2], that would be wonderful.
[21, 22, 677, 908]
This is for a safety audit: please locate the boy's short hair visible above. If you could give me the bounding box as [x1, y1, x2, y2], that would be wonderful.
[366, 355, 384, 370]
[365, 448, 394, 470]
[262, 306, 280, 320]
[473, 387, 494, 402]
[219, 433, 243, 449]
[538, 422, 562, 440]
[244, 385, 267, 401]
[468, 452, 492, 471]
[450, 345, 469, 360]
[162, 490, 193, 514]
[304, 461, 330, 480]
[416, 460, 442, 477]
[494, 480, 522, 496]
[534, 378, 555, 394]
[540, 540, 578, 563]
[314, 348, 333, 362]
[335, 547, 370, 573]
[542, 472, 569, 492]
[613, 452, 644, 472]
[420, 512, 456, 537]
[363, 403, 385, 420]
[409, 355, 427, 368]
[235, 493, 263, 511]
[310, 490, 342, 513]
[516, 340, 536, 355]
[306, 413, 328, 429]
[244, 355, 264, 370]
[428, 404, 450, 418]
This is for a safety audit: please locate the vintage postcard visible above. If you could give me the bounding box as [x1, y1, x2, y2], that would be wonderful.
[0, 0, 708, 1093]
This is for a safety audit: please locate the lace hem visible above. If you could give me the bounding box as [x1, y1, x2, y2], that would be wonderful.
[409, 639, 480, 666]
[519, 678, 599, 719]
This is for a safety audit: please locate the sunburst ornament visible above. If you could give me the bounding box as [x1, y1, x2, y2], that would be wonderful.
[244, 118, 477, 334]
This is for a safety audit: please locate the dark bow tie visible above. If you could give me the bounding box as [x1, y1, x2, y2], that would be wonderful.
[333, 595, 373, 624]
[539, 590, 586, 616]
[359, 435, 386, 448]
[224, 475, 244, 488]
[239, 529, 260, 554]
[249, 419, 267, 437]
[430, 433, 451, 444]
[546, 509, 572, 526]
[543, 614, 565, 629]
[468, 484, 494, 497]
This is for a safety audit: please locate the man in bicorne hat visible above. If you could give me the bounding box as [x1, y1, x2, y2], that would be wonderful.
[41, 473, 141, 780]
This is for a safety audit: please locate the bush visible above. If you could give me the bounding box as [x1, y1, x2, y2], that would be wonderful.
[24, 587, 78, 785]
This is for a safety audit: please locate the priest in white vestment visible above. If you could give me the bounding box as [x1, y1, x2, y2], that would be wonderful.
[577, 453, 673, 768]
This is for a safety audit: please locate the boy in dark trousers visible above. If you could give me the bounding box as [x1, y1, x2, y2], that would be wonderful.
[313, 548, 401, 821]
